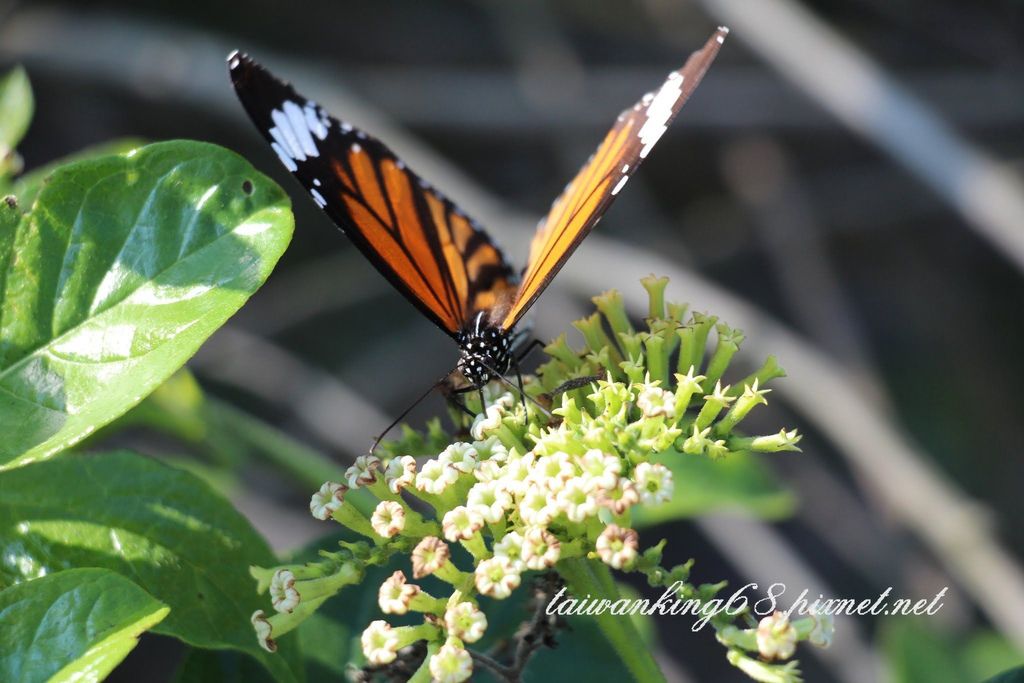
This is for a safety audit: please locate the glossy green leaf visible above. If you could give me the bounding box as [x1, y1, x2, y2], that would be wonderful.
[0, 450, 302, 682]
[632, 450, 796, 527]
[8, 138, 145, 209]
[0, 65, 33, 161]
[0, 140, 293, 469]
[0, 567, 168, 683]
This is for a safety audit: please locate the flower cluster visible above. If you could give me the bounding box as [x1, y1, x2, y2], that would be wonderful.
[250, 277, 822, 682]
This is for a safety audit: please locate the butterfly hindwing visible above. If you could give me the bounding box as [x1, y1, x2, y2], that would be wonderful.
[500, 27, 728, 330]
[228, 53, 517, 337]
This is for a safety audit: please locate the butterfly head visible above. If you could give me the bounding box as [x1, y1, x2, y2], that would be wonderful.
[456, 313, 513, 388]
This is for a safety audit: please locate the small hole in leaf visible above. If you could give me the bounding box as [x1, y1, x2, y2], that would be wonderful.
[242, 179, 254, 195]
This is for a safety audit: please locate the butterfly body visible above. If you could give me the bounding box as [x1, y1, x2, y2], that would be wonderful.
[455, 312, 515, 387]
[228, 28, 727, 430]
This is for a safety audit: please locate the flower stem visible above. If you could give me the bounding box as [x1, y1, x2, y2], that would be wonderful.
[556, 557, 666, 683]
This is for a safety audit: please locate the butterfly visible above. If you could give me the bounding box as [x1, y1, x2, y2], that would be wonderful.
[228, 27, 727, 430]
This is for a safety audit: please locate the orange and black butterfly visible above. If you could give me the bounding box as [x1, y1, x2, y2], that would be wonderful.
[228, 27, 727, 424]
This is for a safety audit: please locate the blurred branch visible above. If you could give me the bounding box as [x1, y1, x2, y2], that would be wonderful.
[701, 0, 1024, 273]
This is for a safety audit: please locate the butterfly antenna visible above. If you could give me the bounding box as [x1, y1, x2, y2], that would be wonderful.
[368, 368, 457, 455]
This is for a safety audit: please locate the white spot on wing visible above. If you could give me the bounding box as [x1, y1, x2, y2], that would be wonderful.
[304, 104, 328, 140]
[271, 141, 297, 172]
[311, 188, 327, 207]
[284, 100, 319, 157]
[270, 106, 305, 162]
[313, 178, 321, 187]
[351, 143, 362, 153]
[637, 72, 684, 159]
[611, 174, 629, 195]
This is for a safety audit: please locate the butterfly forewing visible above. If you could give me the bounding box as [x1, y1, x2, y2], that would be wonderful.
[228, 53, 517, 337]
[500, 27, 728, 330]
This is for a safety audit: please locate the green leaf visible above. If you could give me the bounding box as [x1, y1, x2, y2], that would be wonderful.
[881, 617, 970, 683]
[0, 567, 168, 683]
[0, 450, 302, 682]
[0, 140, 293, 469]
[0, 65, 33, 173]
[983, 667, 1024, 683]
[8, 138, 145, 210]
[633, 450, 795, 527]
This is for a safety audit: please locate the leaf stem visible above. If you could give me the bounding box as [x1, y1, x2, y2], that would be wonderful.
[555, 557, 666, 683]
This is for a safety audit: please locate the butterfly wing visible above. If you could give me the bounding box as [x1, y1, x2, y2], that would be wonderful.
[500, 27, 728, 331]
[228, 53, 517, 337]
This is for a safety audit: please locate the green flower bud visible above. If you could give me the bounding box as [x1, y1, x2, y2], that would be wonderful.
[593, 289, 634, 338]
[641, 274, 670, 319]
[750, 428, 803, 452]
[695, 381, 736, 430]
[703, 323, 744, 393]
[716, 379, 771, 435]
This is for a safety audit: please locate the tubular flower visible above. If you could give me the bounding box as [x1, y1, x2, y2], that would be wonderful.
[412, 536, 451, 579]
[378, 570, 421, 614]
[309, 482, 345, 521]
[370, 500, 406, 538]
[596, 524, 640, 570]
[429, 639, 473, 683]
[361, 620, 400, 665]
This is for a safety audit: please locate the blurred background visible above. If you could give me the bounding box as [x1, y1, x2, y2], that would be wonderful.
[2, 0, 1022, 681]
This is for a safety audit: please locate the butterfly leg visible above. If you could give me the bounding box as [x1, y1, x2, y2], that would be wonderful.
[510, 354, 527, 411]
[446, 385, 479, 420]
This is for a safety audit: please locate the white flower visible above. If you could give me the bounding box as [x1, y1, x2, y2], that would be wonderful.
[633, 462, 673, 505]
[637, 385, 676, 418]
[473, 458, 504, 483]
[361, 620, 400, 665]
[370, 500, 406, 538]
[521, 527, 561, 570]
[470, 404, 505, 440]
[378, 570, 420, 615]
[439, 442, 479, 474]
[415, 458, 460, 495]
[309, 482, 346, 520]
[444, 601, 488, 643]
[555, 477, 599, 523]
[530, 452, 576, 489]
[467, 481, 512, 524]
[384, 455, 416, 494]
[577, 449, 620, 493]
[475, 556, 521, 599]
[495, 453, 534, 496]
[756, 612, 797, 661]
[412, 536, 450, 579]
[429, 639, 473, 683]
[269, 569, 299, 613]
[442, 506, 484, 541]
[472, 436, 508, 462]
[808, 606, 834, 648]
[519, 484, 556, 526]
[596, 477, 640, 515]
[345, 454, 381, 488]
[251, 610, 276, 652]
[492, 531, 526, 572]
[596, 524, 639, 570]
